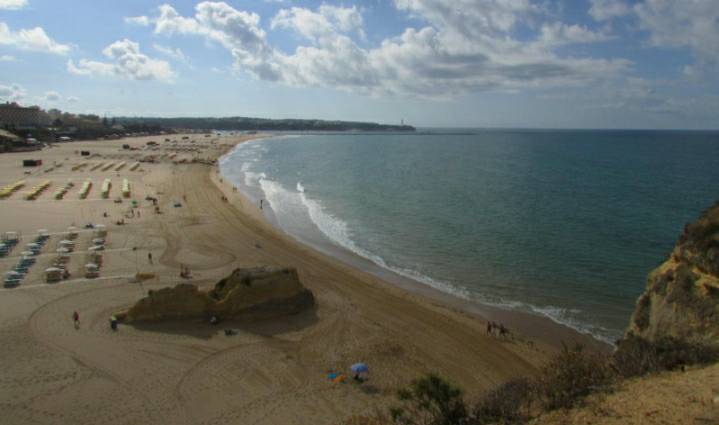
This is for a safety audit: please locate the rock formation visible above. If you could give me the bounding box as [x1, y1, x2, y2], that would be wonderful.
[624, 201, 719, 347]
[120, 267, 315, 322]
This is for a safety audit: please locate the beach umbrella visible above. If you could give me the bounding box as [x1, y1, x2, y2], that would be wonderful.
[350, 363, 369, 374]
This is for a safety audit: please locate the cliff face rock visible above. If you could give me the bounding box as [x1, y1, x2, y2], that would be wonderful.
[122, 267, 315, 322]
[624, 201, 719, 347]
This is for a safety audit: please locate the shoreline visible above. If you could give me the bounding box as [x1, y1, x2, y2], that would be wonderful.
[0, 133, 607, 424]
[214, 134, 612, 352]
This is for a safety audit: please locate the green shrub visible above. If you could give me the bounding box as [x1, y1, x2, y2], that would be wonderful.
[613, 335, 719, 378]
[535, 343, 613, 410]
[390, 374, 468, 425]
[472, 378, 534, 424]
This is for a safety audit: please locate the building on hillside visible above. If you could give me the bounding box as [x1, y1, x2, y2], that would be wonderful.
[0, 128, 23, 152]
[0, 102, 51, 129]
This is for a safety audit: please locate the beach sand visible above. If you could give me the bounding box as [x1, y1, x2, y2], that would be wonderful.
[0, 134, 602, 424]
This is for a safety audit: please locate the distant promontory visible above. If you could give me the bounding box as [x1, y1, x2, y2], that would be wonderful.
[114, 116, 415, 132]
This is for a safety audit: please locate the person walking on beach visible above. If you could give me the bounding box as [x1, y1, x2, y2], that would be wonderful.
[260, 199, 263, 210]
[72, 311, 80, 329]
[148, 252, 153, 264]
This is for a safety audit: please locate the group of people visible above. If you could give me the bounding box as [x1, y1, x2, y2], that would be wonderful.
[486, 321, 511, 339]
[72, 311, 118, 331]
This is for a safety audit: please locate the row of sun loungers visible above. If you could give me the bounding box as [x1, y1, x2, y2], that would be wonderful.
[0, 180, 25, 199]
[23, 180, 51, 200]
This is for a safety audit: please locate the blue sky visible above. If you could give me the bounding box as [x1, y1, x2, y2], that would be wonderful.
[1, 0, 718, 129]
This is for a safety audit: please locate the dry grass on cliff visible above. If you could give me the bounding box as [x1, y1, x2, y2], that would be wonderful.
[348, 339, 719, 425]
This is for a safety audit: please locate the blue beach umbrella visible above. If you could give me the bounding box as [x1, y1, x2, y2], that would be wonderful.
[350, 363, 369, 374]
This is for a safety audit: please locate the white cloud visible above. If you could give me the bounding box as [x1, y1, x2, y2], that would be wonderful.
[66, 96, 79, 103]
[153, 43, 189, 63]
[125, 16, 151, 26]
[43, 91, 60, 102]
[0, 22, 71, 55]
[0, 83, 25, 101]
[130, 1, 628, 97]
[0, 0, 27, 10]
[0, 54, 16, 61]
[395, 0, 539, 36]
[589, 0, 630, 21]
[68, 39, 174, 82]
[271, 5, 365, 44]
[635, 0, 719, 72]
[539, 23, 610, 46]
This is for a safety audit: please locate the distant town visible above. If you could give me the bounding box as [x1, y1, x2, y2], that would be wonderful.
[0, 101, 415, 153]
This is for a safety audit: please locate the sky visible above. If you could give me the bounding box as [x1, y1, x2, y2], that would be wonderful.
[0, 0, 718, 129]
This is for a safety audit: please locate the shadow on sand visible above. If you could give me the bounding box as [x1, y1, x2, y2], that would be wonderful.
[126, 305, 319, 340]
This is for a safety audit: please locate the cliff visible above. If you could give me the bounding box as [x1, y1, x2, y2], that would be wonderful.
[624, 201, 719, 347]
[120, 266, 315, 322]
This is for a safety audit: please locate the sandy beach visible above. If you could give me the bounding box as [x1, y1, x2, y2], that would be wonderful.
[0, 134, 601, 425]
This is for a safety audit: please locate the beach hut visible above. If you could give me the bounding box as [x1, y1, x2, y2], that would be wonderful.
[45, 267, 63, 283]
[94, 224, 107, 238]
[56, 247, 70, 254]
[85, 263, 100, 278]
[36, 229, 50, 243]
[92, 238, 105, 246]
[66, 227, 78, 239]
[59, 240, 75, 252]
[21, 250, 35, 257]
[4, 271, 22, 288]
[26, 243, 41, 255]
[4, 231, 19, 246]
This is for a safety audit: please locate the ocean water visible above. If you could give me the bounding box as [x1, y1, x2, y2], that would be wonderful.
[220, 130, 719, 343]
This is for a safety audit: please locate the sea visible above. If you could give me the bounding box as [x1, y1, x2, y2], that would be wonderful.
[219, 129, 719, 344]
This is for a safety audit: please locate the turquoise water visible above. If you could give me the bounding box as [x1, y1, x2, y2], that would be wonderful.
[220, 130, 719, 343]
